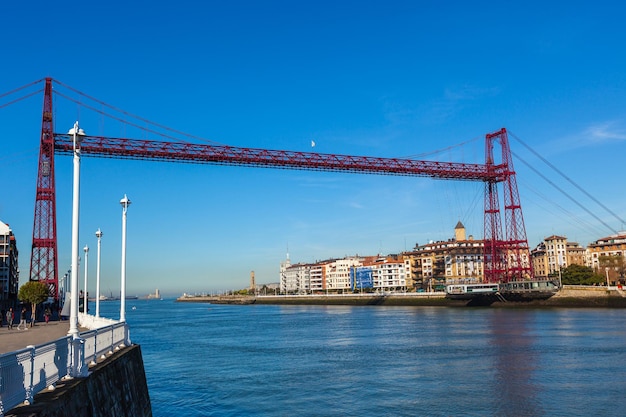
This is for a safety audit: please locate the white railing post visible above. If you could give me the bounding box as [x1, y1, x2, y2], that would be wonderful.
[26, 345, 35, 405]
[70, 338, 89, 378]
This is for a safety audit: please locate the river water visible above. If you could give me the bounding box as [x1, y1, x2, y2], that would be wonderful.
[99, 300, 625, 416]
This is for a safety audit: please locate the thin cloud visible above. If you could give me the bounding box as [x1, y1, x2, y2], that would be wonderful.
[540, 119, 626, 155]
[443, 85, 500, 101]
[385, 84, 501, 126]
[584, 121, 626, 143]
[346, 201, 364, 209]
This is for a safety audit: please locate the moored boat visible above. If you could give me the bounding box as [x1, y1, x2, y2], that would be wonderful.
[446, 283, 500, 300]
[498, 279, 559, 300]
[446, 280, 559, 303]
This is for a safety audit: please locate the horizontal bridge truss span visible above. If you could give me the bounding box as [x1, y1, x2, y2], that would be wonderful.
[52, 135, 501, 182]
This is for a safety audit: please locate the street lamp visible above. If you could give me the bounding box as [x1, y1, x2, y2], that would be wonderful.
[62, 273, 68, 308]
[83, 245, 89, 314]
[95, 228, 103, 318]
[68, 121, 85, 339]
[120, 194, 131, 322]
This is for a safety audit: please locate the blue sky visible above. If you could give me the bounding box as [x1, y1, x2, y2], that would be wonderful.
[1, 1, 625, 296]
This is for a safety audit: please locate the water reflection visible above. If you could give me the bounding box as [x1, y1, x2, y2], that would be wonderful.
[490, 310, 543, 416]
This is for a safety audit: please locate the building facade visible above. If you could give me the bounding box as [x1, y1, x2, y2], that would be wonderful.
[587, 232, 626, 285]
[323, 257, 362, 292]
[406, 222, 483, 290]
[371, 255, 410, 292]
[0, 220, 19, 312]
[278, 227, 626, 292]
[531, 235, 587, 278]
[281, 254, 412, 293]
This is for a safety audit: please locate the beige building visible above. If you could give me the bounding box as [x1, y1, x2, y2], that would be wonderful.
[587, 232, 626, 284]
[406, 222, 483, 290]
[531, 235, 587, 278]
[323, 257, 362, 292]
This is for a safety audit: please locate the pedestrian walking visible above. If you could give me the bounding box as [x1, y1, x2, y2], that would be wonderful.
[44, 307, 51, 324]
[6, 308, 14, 330]
[17, 307, 28, 331]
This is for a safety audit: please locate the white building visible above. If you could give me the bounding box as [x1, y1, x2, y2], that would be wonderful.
[323, 257, 362, 292]
[370, 256, 409, 291]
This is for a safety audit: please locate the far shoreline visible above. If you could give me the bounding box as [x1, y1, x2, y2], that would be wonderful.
[176, 286, 626, 308]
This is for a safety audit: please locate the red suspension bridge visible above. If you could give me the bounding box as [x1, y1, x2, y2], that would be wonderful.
[10, 78, 533, 299]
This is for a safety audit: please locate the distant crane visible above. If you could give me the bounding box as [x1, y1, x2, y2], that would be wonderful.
[28, 78, 531, 299]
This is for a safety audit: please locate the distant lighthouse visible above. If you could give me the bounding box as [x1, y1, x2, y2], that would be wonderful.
[250, 271, 256, 294]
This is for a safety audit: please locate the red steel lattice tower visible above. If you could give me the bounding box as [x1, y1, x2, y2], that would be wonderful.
[29, 77, 59, 297]
[483, 128, 533, 282]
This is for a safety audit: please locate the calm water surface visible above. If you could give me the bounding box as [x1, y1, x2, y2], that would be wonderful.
[99, 300, 626, 416]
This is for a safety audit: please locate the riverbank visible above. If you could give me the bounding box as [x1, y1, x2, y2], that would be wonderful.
[176, 286, 626, 308]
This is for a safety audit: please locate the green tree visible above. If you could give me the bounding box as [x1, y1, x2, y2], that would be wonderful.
[560, 264, 604, 285]
[18, 281, 49, 326]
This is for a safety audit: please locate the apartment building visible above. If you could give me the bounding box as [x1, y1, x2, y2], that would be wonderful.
[406, 222, 483, 290]
[281, 256, 364, 293]
[587, 232, 626, 284]
[350, 265, 374, 291]
[531, 235, 587, 278]
[280, 257, 313, 294]
[566, 241, 587, 267]
[0, 220, 19, 311]
[324, 257, 362, 292]
[371, 255, 410, 291]
[310, 264, 323, 292]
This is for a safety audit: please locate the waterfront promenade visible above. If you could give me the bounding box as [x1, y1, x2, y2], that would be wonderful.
[0, 321, 76, 355]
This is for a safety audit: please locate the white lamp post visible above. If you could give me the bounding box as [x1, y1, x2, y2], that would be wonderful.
[83, 245, 89, 314]
[68, 121, 85, 338]
[95, 229, 103, 318]
[120, 194, 131, 322]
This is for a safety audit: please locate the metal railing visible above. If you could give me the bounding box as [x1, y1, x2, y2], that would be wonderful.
[0, 320, 129, 416]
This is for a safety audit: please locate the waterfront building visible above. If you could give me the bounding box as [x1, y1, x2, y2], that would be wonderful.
[0, 220, 19, 312]
[566, 241, 587, 267]
[371, 255, 410, 292]
[310, 264, 323, 292]
[350, 254, 410, 292]
[280, 261, 311, 294]
[531, 235, 587, 278]
[280, 252, 329, 294]
[530, 243, 548, 278]
[406, 222, 483, 290]
[350, 265, 374, 291]
[323, 257, 362, 292]
[587, 232, 626, 284]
